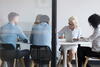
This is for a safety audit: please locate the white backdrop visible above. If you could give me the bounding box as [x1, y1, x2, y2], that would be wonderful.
[57, 0, 100, 37]
[0, 0, 52, 31]
[0, 0, 100, 37]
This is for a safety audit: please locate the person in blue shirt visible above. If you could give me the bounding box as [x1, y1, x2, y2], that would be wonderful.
[0, 12, 30, 67]
[30, 15, 52, 49]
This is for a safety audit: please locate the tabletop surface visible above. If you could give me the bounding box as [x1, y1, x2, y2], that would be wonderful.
[59, 39, 92, 47]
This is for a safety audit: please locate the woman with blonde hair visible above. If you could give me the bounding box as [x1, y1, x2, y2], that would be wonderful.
[58, 16, 82, 67]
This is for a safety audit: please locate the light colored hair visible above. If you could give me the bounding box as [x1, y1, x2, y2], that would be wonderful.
[68, 16, 78, 28]
[8, 12, 19, 22]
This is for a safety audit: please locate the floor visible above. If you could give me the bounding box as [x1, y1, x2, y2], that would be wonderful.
[73, 64, 100, 67]
[60, 64, 100, 67]
[60, 60, 100, 67]
[2, 60, 100, 67]
[2, 63, 100, 67]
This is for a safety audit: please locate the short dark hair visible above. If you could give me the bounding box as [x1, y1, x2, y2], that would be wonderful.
[88, 14, 100, 29]
[8, 12, 19, 21]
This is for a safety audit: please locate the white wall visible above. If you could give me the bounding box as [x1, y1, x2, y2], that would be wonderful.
[0, 0, 100, 37]
[57, 0, 100, 37]
[0, 0, 52, 31]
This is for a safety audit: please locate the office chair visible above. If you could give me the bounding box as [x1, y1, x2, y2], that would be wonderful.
[57, 47, 78, 67]
[77, 44, 100, 67]
[30, 45, 51, 67]
[83, 54, 100, 67]
[0, 43, 25, 67]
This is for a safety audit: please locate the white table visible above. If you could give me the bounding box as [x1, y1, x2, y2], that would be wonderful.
[59, 41, 92, 67]
[17, 42, 31, 50]
[17, 41, 91, 67]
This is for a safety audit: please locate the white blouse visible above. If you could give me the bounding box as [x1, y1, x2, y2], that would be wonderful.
[58, 26, 82, 41]
[85, 25, 100, 52]
[58, 26, 82, 51]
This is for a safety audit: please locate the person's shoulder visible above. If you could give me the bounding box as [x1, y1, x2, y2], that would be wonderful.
[44, 23, 52, 29]
[98, 24, 100, 29]
[62, 26, 68, 30]
[40, 23, 50, 27]
[16, 25, 21, 28]
[32, 24, 41, 30]
[74, 27, 81, 32]
[45, 23, 51, 27]
[63, 26, 68, 28]
[0, 23, 10, 28]
[16, 25, 23, 30]
[32, 24, 40, 27]
[96, 25, 100, 31]
[75, 26, 81, 30]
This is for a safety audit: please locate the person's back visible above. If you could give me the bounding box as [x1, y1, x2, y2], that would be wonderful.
[30, 15, 51, 48]
[0, 12, 30, 67]
[0, 23, 27, 48]
[30, 22, 51, 48]
[0, 12, 28, 48]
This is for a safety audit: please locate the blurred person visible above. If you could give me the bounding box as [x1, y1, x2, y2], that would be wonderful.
[58, 16, 82, 67]
[0, 12, 30, 67]
[34, 14, 42, 24]
[78, 14, 100, 67]
[30, 15, 52, 67]
[30, 15, 51, 48]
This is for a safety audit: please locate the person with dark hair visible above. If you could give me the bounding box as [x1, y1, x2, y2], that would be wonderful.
[78, 14, 100, 67]
[0, 12, 30, 67]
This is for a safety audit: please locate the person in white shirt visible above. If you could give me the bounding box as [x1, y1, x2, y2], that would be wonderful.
[78, 14, 100, 67]
[58, 16, 82, 67]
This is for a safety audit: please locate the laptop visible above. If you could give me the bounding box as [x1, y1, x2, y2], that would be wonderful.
[64, 31, 73, 42]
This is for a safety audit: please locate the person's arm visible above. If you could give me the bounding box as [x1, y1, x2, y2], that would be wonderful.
[0, 26, 3, 42]
[0, 27, 1, 41]
[78, 29, 83, 38]
[58, 26, 66, 39]
[88, 29, 99, 41]
[82, 29, 99, 42]
[30, 28, 34, 44]
[17, 26, 28, 43]
[72, 28, 82, 41]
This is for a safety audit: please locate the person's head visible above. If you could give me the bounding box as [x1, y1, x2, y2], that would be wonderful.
[88, 14, 100, 29]
[39, 15, 50, 24]
[68, 16, 78, 30]
[8, 12, 19, 24]
[34, 14, 42, 24]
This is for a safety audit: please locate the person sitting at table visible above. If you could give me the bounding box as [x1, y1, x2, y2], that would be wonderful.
[0, 12, 30, 67]
[30, 14, 51, 49]
[78, 14, 100, 67]
[58, 16, 82, 67]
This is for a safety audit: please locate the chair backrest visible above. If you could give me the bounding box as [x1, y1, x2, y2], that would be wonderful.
[0, 43, 15, 50]
[77, 44, 100, 58]
[30, 45, 51, 64]
[0, 43, 16, 61]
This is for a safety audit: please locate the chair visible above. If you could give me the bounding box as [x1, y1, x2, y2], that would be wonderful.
[0, 43, 25, 67]
[30, 45, 51, 67]
[57, 48, 78, 67]
[77, 44, 100, 67]
[83, 55, 100, 67]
